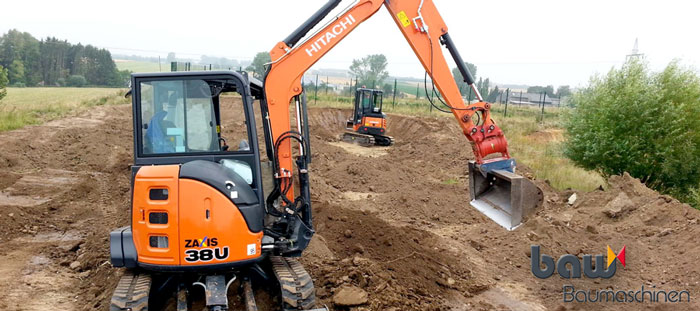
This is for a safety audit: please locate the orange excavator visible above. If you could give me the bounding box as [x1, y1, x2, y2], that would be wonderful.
[342, 88, 394, 146]
[109, 1, 542, 310]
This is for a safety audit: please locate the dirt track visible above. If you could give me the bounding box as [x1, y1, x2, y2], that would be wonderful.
[0, 102, 698, 310]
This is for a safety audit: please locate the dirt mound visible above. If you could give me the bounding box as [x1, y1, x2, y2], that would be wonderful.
[303, 203, 489, 310]
[0, 104, 697, 310]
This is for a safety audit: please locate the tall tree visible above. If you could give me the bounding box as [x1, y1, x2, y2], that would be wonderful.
[452, 62, 477, 96]
[486, 85, 500, 102]
[246, 52, 271, 79]
[527, 85, 554, 95]
[0, 64, 8, 101]
[556, 85, 572, 97]
[349, 54, 389, 88]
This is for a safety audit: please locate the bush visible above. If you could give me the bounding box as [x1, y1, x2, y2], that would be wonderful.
[66, 75, 87, 87]
[565, 60, 700, 207]
[11, 82, 26, 88]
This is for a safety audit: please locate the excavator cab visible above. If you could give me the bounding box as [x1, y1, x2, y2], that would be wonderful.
[342, 88, 394, 146]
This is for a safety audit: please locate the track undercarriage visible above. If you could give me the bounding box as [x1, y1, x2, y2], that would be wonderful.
[110, 256, 324, 311]
[342, 131, 394, 147]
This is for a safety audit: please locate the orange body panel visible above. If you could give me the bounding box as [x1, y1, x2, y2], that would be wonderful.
[178, 179, 262, 266]
[353, 116, 386, 132]
[132, 166, 262, 267]
[132, 165, 181, 266]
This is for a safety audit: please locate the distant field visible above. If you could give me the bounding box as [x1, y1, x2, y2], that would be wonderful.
[0, 88, 127, 132]
[115, 60, 164, 73]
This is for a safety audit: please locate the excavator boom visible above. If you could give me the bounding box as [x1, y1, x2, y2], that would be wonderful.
[264, 0, 542, 232]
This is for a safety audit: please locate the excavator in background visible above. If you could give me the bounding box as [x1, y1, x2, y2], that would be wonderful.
[342, 88, 394, 146]
[108, 0, 543, 310]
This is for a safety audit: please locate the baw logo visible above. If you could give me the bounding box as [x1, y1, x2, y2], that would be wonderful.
[531, 245, 626, 279]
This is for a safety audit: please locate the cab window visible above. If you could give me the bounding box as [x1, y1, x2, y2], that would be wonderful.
[138, 79, 249, 155]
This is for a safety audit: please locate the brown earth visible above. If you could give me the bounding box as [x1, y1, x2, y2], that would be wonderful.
[0, 101, 698, 311]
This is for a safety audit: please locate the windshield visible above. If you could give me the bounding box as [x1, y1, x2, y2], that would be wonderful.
[139, 78, 249, 155]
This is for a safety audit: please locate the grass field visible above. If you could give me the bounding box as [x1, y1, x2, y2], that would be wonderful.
[0, 88, 128, 132]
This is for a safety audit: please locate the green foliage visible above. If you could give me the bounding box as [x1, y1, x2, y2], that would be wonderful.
[66, 75, 87, 87]
[246, 52, 271, 79]
[528, 85, 554, 95]
[556, 85, 572, 98]
[476, 78, 490, 100]
[0, 29, 123, 87]
[565, 59, 700, 207]
[349, 54, 389, 88]
[381, 83, 393, 95]
[487, 85, 500, 102]
[452, 62, 477, 96]
[0, 64, 7, 101]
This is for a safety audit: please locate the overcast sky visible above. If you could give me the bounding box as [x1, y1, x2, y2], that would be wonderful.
[2, 0, 698, 87]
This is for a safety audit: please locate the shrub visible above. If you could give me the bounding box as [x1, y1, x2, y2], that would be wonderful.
[565, 60, 700, 207]
[66, 75, 87, 87]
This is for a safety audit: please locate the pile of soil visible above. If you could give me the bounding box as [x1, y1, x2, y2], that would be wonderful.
[0, 102, 697, 311]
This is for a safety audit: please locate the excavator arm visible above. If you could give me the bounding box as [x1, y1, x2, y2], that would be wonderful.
[263, 0, 540, 253]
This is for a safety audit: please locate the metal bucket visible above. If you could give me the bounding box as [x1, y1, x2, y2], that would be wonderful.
[468, 161, 543, 231]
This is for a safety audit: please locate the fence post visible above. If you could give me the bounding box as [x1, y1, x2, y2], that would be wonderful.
[314, 75, 319, 105]
[326, 76, 329, 94]
[541, 92, 547, 123]
[504, 88, 510, 117]
[519, 91, 523, 106]
[392, 79, 397, 109]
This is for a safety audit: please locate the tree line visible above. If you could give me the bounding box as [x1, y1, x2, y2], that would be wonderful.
[0, 29, 129, 88]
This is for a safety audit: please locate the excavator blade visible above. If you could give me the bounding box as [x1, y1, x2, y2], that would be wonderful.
[468, 161, 543, 231]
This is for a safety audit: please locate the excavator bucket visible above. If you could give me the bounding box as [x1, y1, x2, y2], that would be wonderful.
[468, 161, 543, 230]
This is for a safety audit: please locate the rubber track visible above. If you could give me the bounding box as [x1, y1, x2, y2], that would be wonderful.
[270, 256, 316, 310]
[342, 132, 375, 146]
[374, 135, 394, 146]
[110, 271, 151, 311]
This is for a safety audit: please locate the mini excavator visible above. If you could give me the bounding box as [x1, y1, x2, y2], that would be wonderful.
[342, 88, 394, 146]
[108, 1, 543, 310]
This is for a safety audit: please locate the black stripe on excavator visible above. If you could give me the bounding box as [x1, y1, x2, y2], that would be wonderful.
[283, 0, 343, 48]
[440, 33, 476, 86]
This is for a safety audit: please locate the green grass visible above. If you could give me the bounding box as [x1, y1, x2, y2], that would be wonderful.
[115, 60, 164, 73]
[0, 87, 128, 132]
[309, 93, 605, 192]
